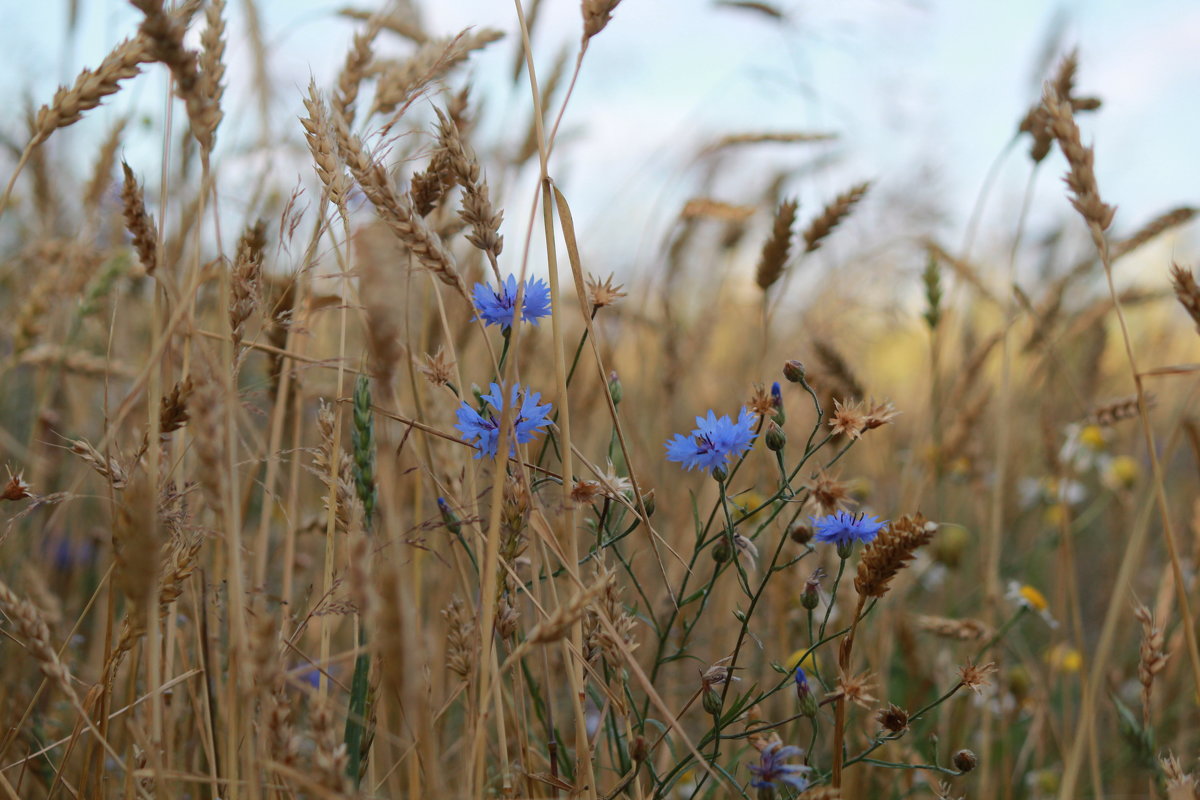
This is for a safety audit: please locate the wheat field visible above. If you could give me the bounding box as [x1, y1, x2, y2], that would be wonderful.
[0, 2, 1197, 798]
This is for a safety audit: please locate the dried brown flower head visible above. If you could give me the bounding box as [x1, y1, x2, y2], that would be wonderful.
[701, 656, 739, 689]
[828, 398, 865, 439]
[586, 272, 627, 311]
[1160, 752, 1199, 797]
[875, 703, 909, 733]
[571, 480, 604, 505]
[2, 471, 32, 501]
[830, 669, 877, 709]
[810, 470, 852, 514]
[417, 346, 455, 387]
[958, 660, 998, 695]
[863, 400, 899, 431]
[747, 384, 776, 418]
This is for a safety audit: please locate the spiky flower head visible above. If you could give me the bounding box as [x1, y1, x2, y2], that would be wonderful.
[664, 407, 756, 474]
[586, 272, 626, 310]
[958, 660, 998, 695]
[455, 382, 552, 459]
[472, 274, 551, 330]
[810, 510, 887, 556]
[876, 703, 910, 733]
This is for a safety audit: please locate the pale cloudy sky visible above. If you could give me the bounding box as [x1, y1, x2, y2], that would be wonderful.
[4, 0, 1197, 283]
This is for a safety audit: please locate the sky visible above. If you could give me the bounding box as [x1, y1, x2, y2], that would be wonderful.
[3, 0, 1197, 291]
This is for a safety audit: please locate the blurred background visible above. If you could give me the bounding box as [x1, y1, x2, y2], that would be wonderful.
[4, 0, 1198, 295]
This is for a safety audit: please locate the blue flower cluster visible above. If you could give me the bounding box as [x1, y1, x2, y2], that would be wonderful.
[455, 382, 552, 459]
[472, 274, 552, 330]
[664, 408, 757, 474]
[810, 510, 887, 547]
[747, 741, 811, 793]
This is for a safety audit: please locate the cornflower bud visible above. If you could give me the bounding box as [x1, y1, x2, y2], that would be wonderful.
[783, 360, 806, 383]
[702, 685, 723, 716]
[608, 371, 623, 405]
[437, 497, 461, 535]
[765, 421, 786, 452]
[801, 581, 820, 610]
[795, 667, 818, 718]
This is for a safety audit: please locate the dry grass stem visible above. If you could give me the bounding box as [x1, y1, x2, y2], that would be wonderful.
[121, 162, 159, 275]
[803, 182, 870, 253]
[435, 106, 504, 263]
[1041, 85, 1115, 232]
[370, 29, 504, 117]
[1134, 603, 1169, 729]
[337, 7, 428, 43]
[301, 83, 352, 219]
[30, 37, 152, 148]
[582, 0, 623, 43]
[755, 198, 797, 291]
[230, 219, 268, 358]
[1170, 262, 1200, 334]
[913, 615, 993, 641]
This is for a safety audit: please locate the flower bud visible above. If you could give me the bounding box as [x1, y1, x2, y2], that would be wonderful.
[765, 422, 786, 452]
[795, 667, 818, 718]
[630, 735, 648, 763]
[711, 464, 728, 483]
[437, 497, 461, 535]
[771, 381, 785, 424]
[783, 360, 806, 383]
[953, 749, 977, 773]
[789, 523, 813, 545]
[702, 686, 723, 716]
[640, 489, 656, 517]
[608, 371, 623, 406]
[711, 541, 732, 563]
[801, 581, 820, 610]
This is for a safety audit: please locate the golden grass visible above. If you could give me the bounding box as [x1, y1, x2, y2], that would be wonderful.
[0, 5, 1197, 800]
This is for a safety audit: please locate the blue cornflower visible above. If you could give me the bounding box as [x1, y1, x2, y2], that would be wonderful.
[455, 382, 553, 458]
[472, 274, 552, 329]
[747, 741, 812, 793]
[664, 407, 757, 474]
[810, 510, 887, 547]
